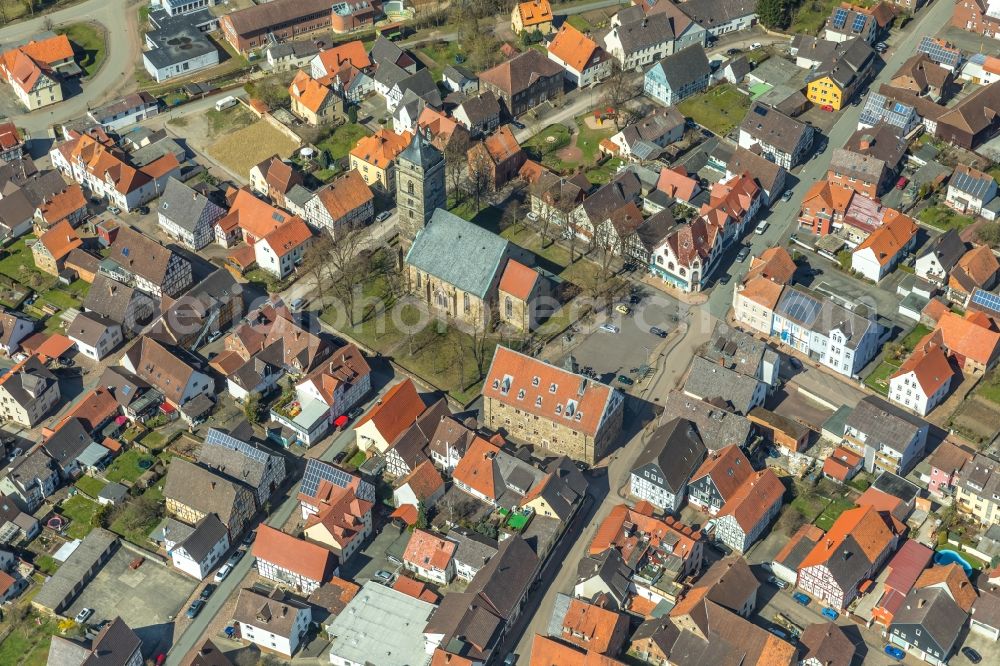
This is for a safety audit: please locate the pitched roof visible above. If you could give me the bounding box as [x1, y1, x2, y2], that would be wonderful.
[123, 337, 199, 406]
[798, 505, 901, 575]
[516, 0, 552, 26]
[890, 336, 953, 397]
[396, 459, 444, 503]
[914, 563, 977, 611]
[403, 528, 456, 571]
[350, 129, 411, 169]
[354, 378, 426, 443]
[690, 445, 753, 503]
[478, 49, 564, 97]
[845, 396, 927, 454]
[727, 147, 785, 194]
[36, 184, 87, 226]
[158, 177, 225, 235]
[740, 102, 811, 155]
[933, 310, 1000, 366]
[163, 458, 246, 528]
[557, 597, 628, 655]
[314, 40, 371, 76]
[482, 125, 523, 163]
[405, 208, 510, 299]
[797, 622, 855, 666]
[106, 225, 185, 287]
[289, 70, 332, 114]
[548, 23, 600, 73]
[950, 245, 999, 293]
[260, 217, 312, 258]
[37, 220, 82, 262]
[498, 259, 539, 301]
[648, 44, 711, 92]
[717, 468, 785, 532]
[482, 346, 619, 438]
[950, 163, 995, 199]
[252, 524, 334, 582]
[918, 228, 966, 273]
[223, 0, 333, 36]
[937, 79, 1000, 136]
[854, 213, 917, 266]
[890, 587, 967, 655]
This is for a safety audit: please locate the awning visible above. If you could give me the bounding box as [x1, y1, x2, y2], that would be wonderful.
[159, 402, 175, 414]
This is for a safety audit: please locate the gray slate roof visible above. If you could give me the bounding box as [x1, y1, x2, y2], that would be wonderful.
[159, 177, 225, 234]
[683, 356, 763, 415]
[632, 417, 706, 493]
[845, 396, 927, 454]
[179, 514, 228, 562]
[740, 102, 810, 155]
[891, 587, 967, 655]
[919, 229, 967, 273]
[405, 208, 510, 299]
[398, 130, 443, 170]
[660, 390, 752, 451]
[649, 44, 711, 91]
[951, 166, 996, 199]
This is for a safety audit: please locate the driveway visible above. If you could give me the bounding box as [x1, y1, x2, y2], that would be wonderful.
[0, 0, 141, 134]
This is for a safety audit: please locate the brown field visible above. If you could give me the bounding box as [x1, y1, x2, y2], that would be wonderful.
[207, 120, 299, 177]
[948, 396, 1000, 444]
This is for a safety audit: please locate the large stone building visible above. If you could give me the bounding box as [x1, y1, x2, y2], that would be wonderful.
[481, 346, 624, 464]
[396, 131, 446, 245]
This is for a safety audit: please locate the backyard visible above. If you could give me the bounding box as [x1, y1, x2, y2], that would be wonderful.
[677, 83, 751, 137]
[976, 367, 1000, 405]
[109, 480, 164, 547]
[863, 323, 932, 395]
[104, 449, 156, 485]
[60, 495, 99, 540]
[521, 115, 619, 181]
[57, 22, 106, 78]
[0, 612, 60, 666]
[316, 123, 370, 160]
[791, 0, 876, 35]
[416, 40, 465, 80]
[918, 204, 976, 232]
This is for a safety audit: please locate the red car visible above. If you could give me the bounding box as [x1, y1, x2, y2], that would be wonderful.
[820, 104, 835, 112]
[896, 176, 909, 190]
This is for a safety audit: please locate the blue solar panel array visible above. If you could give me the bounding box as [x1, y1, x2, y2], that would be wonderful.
[917, 36, 961, 68]
[971, 289, 1000, 314]
[832, 8, 848, 29]
[204, 428, 271, 465]
[851, 13, 867, 33]
[777, 288, 822, 326]
[300, 458, 375, 502]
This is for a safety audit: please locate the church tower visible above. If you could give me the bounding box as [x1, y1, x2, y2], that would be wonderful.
[396, 129, 446, 245]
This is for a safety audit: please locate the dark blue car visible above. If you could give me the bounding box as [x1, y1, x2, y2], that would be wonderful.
[792, 592, 811, 606]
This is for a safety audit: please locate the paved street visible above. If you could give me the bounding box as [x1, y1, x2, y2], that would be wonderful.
[704, 0, 957, 323]
[0, 0, 140, 133]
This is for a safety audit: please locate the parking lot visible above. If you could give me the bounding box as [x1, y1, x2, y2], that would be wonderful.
[65, 547, 197, 655]
[560, 288, 681, 388]
[339, 521, 409, 584]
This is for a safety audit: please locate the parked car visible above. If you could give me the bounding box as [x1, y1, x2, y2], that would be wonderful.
[768, 576, 788, 589]
[755, 220, 769, 235]
[650, 326, 668, 338]
[781, 190, 794, 202]
[186, 600, 205, 619]
[200, 584, 216, 600]
[214, 564, 233, 582]
[617, 375, 635, 386]
[896, 176, 909, 190]
[375, 211, 392, 223]
[290, 297, 306, 312]
[820, 104, 834, 112]
[130, 557, 144, 569]
[736, 246, 751, 262]
[792, 592, 811, 606]
[75, 608, 94, 624]
[821, 607, 840, 621]
[875, 42, 888, 52]
[726, 47, 742, 56]
[373, 569, 393, 584]
[750, 42, 762, 50]
[718, 274, 731, 285]
[962, 647, 982, 664]
[108, 206, 121, 215]
[884, 645, 905, 661]
[788, 357, 803, 370]
[615, 304, 631, 315]
[227, 550, 243, 566]
[599, 323, 619, 333]
[242, 530, 256, 546]
[511, 120, 526, 130]
[769, 628, 787, 639]
[526, 211, 539, 222]
[207, 330, 223, 344]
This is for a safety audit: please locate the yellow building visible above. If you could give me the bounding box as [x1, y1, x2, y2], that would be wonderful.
[806, 76, 845, 110]
[348, 129, 411, 190]
[511, 0, 554, 35]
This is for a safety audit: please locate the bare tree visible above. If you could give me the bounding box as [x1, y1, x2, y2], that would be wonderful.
[594, 220, 619, 282]
[301, 233, 334, 302]
[603, 63, 640, 129]
[444, 140, 467, 207]
[467, 148, 493, 213]
[323, 222, 371, 326]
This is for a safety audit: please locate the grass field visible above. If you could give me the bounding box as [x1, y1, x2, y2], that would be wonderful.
[0, 237, 56, 291]
[976, 368, 1000, 405]
[918, 204, 976, 232]
[61, 495, 99, 539]
[317, 123, 370, 160]
[208, 120, 300, 177]
[58, 22, 106, 78]
[206, 105, 256, 136]
[900, 323, 932, 350]
[814, 498, 853, 531]
[74, 475, 107, 499]
[417, 41, 464, 80]
[678, 84, 750, 137]
[791, 0, 875, 35]
[0, 614, 59, 666]
[110, 481, 164, 547]
[864, 361, 899, 396]
[104, 449, 155, 484]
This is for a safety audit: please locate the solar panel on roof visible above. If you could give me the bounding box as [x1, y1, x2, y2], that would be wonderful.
[832, 8, 848, 29]
[972, 289, 1000, 313]
[204, 428, 270, 464]
[300, 458, 375, 502]
[851, 13, 867, 33]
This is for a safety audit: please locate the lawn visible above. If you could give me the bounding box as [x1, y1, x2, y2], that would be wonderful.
[417, 40, 464, 80]
[347, 450, 367, 469]
[0, 614, 60, 666]
[677, 83, 751, 137]
[317, 123, 371, 160]
[864, 360, 899, 396]
[39, 287, 82, 311]
[61, 495, 99, 539]
[104, 449, 155, 484]
[58, 22, 106, 78]
[976, 368, 1000, 405]
[900, 323, 932, 351]
[918, 204, 976, 232]
[74, 475, 107, 499]
[0, 237, 56, 291]
[791, 0, 875, 35]
[585, 157, 624, 184]
[523, 124, 573, 171]
[208, 120, 300, 178]
[565, 15, 592, 32]
[575, 114, 616, 163]
[205, 105, 256, 136]
[110, 481, 164, 547]
[814, 498, 854, 531]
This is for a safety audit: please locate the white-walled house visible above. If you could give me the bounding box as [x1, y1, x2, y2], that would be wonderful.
[253, 218, 312, 279]
[67, 313, 123, 361]
[547, 23, 612, 87]
[234, 588, 312, 658]
[165, 514, 230, 580]
[945, 164, 997, 215]
[850, 215, 918, 282]
[888, 339, 954, 417]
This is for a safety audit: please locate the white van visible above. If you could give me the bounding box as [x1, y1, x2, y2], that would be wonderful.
[214, 96, 238, 112]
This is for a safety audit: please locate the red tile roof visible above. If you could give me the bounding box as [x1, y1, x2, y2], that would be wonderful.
[890, 336, 953, 397]
[261, 217, 312, 258]
[252, 525, 334, 583]
[37, 220, 82, 262]
[452, 436, 500, 500]
[396, 459, 444, 503]
[560, 598, 627, 655]
[354, 378, 425, 443]
[691, 446, 754, 504]
[350, 130, 411, 169]
[717, 468, 785, 532]
[854, 214, 917, 266]
[915, 564, 977, 611]
[590, 504, 700, 564]
[403, 528, 456, 571]
[933, 311, 1000, 366]
[482, 346, 617, 438]
[289, 71, 332, 114]
[798, 506, 901, 572]
[547, 23, 599, 73]
[529, 634, 626, 666]
[498, 259, 539, 301]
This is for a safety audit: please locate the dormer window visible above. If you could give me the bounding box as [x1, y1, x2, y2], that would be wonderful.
[492, 380, 500, 390]
[532, 376, 540, 387]
[555, 404, 563, 415]
[535, 396, 542, 407]
[517, 389, 525, 400]
[549, 383, 558, 393]
[575, 412, 582, 421]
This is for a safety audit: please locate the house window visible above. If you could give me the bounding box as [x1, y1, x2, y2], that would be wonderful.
[505, 296, 512, 318]
[463, 292, 470, 313]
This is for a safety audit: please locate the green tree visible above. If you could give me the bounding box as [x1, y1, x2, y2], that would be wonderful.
[757, 0, 790, 30]
[244, 393, 263, 425]
[415, 501, 429, 530]
[977, 221, 1000, 249]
